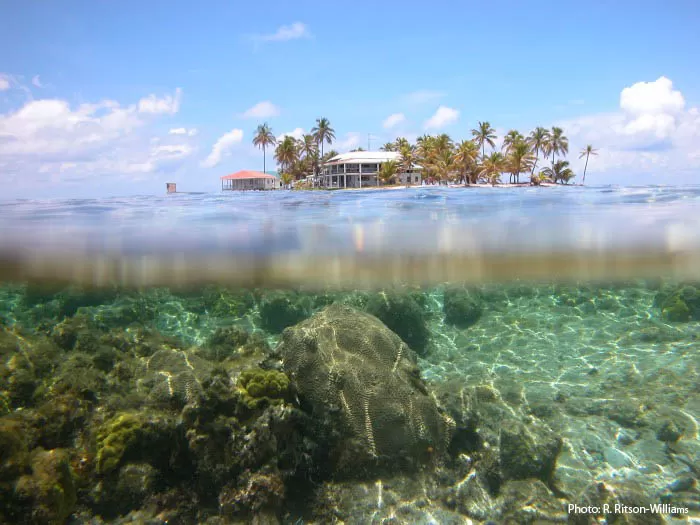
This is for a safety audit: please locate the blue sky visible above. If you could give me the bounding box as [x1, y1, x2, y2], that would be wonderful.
[1, 0, 699, 198]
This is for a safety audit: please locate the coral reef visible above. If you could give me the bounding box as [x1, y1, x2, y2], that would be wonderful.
[279, 303, 454, 474]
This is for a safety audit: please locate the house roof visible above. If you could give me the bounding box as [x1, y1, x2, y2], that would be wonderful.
[220, 170, 277, 180]
[324, 151, 423, 169]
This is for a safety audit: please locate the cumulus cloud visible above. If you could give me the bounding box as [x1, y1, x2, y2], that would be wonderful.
[277, 128, 305, 141]
[0, 74, 11, 91]
[424, 106, 459, 129]
[257, 22, 310, 42]
[169, 127, 198, 136]
[383, 113, 405, 129]
[335, 132, 362, 151]
[0, 89, 192, 185]
[138, 88, 182, 114]
[31, 75, 43, 88]
[201, 129, 244, 168]
[242, 101, 280, 119]
[559, 76, 700, 179]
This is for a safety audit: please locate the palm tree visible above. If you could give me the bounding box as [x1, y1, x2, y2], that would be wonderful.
[280, 171, 294, 189]
[394, 137, 410, 151]
[506, 141, 535, 184]
[378, 160, 399, 185]
[398, 143, 416, 186]
[578, 144, 598, 185]
[252, 123, 276, 173]
[311, 118, 335, 158]
[479, 152, 505, 186]
[502, 130, 525, 154]
[454, 140, 480, 185]
[542, 160, 575, 184]
[380, 142, 396, 152]
[544, 126, 569, 166]
[528, 127, 550, 177]
[471, 121, 497, 159]
[274, 136, 298, 174]
[321, 149, 339, 163]
[434, 149, 455, 185]
[299, 134, 317, 159]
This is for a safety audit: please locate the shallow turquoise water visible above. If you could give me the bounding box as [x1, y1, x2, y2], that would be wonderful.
[0, 187, 699, 523]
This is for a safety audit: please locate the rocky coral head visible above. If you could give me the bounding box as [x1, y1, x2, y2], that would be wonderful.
[279, 303, 454, 475]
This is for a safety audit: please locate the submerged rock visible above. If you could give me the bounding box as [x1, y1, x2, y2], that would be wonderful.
[279, 303, 454, 475]
[499, 422, 562, 484]
[655, 283, 700, 322]
[443, 288, 483, 329]
[365, 291, 430, 355]
[259, 291, 312, 333]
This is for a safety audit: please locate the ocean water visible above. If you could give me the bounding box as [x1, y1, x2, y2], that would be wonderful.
[0, 186, 699, 524]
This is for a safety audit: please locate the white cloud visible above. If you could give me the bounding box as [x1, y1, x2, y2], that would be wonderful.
[424, 106, 460, 129]
[201, 129, 244, 168]
[558, 76, 700, 180]
[0, 74, 11, 91]
[242, 101, 280, 119]
[152, 143, 193, 160]
[335, 132, 362, 152]
[0, 89, 191, 185]
[277, 127, 305, 141]
[138, 88, 182, 114]
[31, 75, 43, 88]
[258, 22, 310, 42]
[400, 90, 445, 105]
[383, 113, 405, 129]
[169, 127, 198, 136]
[620, 76, 684, 116]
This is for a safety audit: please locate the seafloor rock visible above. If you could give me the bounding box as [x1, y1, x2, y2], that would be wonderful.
[279, 303, 454, 475]
[201, 327, 272, 366]
[218, 469, 285, 521]
[258, 291, 312, 333]
[494, 479, 568, 523]
[365, 291, 430, 355]
[654, 283, 700, 322]
[136, 347, 212, 407]
[201, 286, 256, 318]
[499, 421, 562, 484]
[443, 287, 483, 329]
[93, 411, 183, 476]
[13, 448, 77, 525]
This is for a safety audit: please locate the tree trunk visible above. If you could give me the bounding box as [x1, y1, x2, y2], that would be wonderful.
[582, 154, 589, 185]
[263, 146, 266, 173]
[531, 147, 539, 175]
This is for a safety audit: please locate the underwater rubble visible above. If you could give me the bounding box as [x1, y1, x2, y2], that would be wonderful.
[0, 282, 698, 523]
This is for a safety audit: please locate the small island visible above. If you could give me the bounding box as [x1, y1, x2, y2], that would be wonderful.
[249, 119, 597, 190]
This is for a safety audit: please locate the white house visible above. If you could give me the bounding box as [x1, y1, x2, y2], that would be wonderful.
[319, 151, 422, 188]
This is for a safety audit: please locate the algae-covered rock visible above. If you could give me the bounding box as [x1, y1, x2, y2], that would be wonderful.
[202, 286, 255, 318]
[259, 291, 311, 333]
[95, 412, 144, 475]
[279, 303, 454, 474]
[365, 291, 430, 355]
[499, 421, 562, 484]
[236, 368, 290, 410]
[14, 448, 77, 524]
[655, 283, 700, 322]
[219, 470, 285, 520]
[443, 288, 483, 329]
[94, 411, 184, 477]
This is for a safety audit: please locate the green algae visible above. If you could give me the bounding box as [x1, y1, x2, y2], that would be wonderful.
[236, 368, 290, 409]
[95, 412, 144, 475]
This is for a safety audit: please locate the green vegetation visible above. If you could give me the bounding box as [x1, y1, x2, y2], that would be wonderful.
[254, 117, 595, 187]
[252, 123, 276, 174]
[579, 144, 599, 184]
[236, 368, 290, 410]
